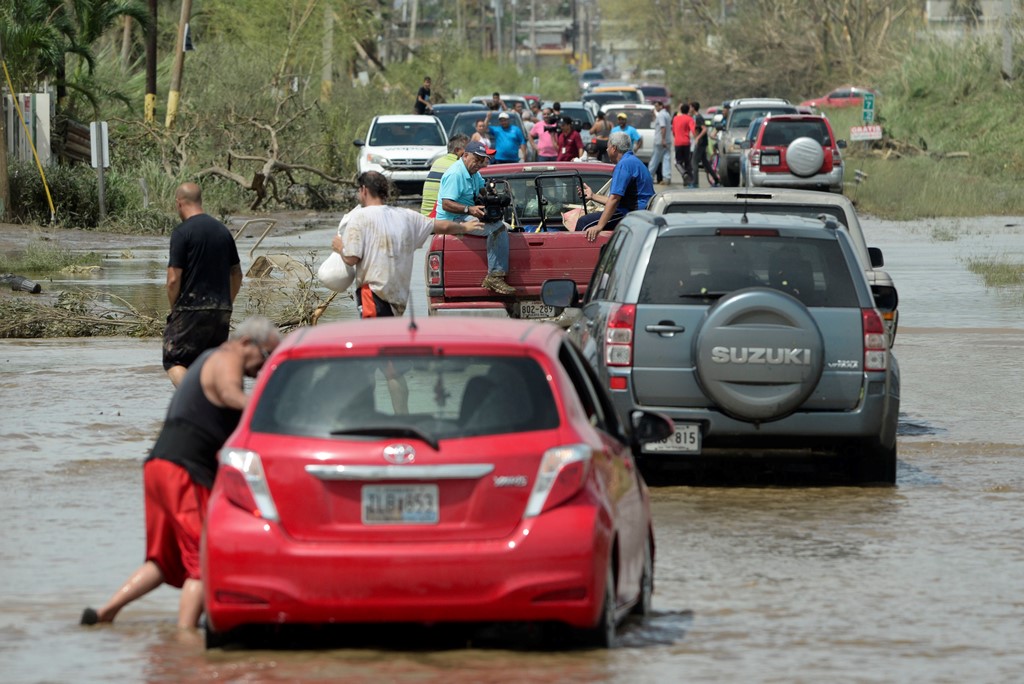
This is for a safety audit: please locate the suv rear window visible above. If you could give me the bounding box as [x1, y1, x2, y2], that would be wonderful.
[662, 202, 849, 228]
[729, 107, 796, 130]
[760, 120, 832, 147]
[250, 356, 559, 439]
[605, 108, 654, 127]
[638, 235, 858, 307]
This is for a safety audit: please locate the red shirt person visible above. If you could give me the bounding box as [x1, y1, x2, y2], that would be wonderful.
[556, 117, 584, 161]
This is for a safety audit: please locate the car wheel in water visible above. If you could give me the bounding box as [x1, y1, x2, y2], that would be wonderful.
[786, 137, 825, 177]
[580, 561, 617, 648]
[631, 534, 654, 617]
[853, 439, 897, 486]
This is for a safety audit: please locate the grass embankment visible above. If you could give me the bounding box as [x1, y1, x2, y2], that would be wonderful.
[836, 36, 1024, 220]
[0, 241, 101, 274]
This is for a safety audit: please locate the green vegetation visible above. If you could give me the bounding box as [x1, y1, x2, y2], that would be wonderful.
[0, 238, 101, 274]
[966, 257, 1024, 287]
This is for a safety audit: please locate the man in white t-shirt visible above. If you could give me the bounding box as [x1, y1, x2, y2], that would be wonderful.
[332, 171, 479, 317]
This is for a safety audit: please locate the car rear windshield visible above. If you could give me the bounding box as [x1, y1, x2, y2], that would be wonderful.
[369, 122, 444, 146]
[729, 107, 797, 130]
[662, 202, 849, 229]
[560, 106, 594, 124]
[639, 85, 668, 98]
[606, 108, 654, 128]
[249, 355, 559, 440]
[639, 235, 859, 307]
[761, 120, 832, 147]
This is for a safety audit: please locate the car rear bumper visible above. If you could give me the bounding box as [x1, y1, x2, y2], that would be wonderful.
[428, 300, 510, 317]
[613, 376, 898, 456]
[203, 497, 609, 633]
[749, 168, 844, 192]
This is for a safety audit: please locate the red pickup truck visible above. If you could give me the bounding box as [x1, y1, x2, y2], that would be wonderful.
[426, 162, 615, 319]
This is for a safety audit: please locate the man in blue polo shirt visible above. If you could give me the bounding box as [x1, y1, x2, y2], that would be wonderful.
[436, 140, 516, 294]
[484, 110, 527, 164]
[579, 131, 655, 241]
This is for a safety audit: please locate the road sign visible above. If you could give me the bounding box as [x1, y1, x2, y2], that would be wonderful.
[90, 121, 109, 169]
[862, 92, 875, 124]
[850, 125, 882, 141]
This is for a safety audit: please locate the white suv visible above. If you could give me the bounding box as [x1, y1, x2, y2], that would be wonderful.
[353, 115, 447, 195]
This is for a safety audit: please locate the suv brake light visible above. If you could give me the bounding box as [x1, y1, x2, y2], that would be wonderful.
[218, 448, 280, 521]
[862, 309, 888, 371]
[605, 303, 635, 367]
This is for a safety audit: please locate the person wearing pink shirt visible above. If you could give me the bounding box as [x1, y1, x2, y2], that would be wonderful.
[529, 109, 559, 162]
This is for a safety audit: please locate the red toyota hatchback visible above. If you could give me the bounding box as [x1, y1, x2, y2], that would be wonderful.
[202, 317, 672, 648]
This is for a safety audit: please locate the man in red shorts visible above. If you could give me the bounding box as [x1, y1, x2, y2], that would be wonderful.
[81, 317, 280, 629]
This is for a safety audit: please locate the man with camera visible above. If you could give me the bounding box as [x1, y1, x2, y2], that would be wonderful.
[436, 141, 516, 295]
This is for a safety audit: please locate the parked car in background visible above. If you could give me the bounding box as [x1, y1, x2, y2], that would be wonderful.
[203, 316, 672, 648]
[354, 115, 447, 195]
[714, 98, 798, 187]
[636, 83, 671, 106]
[645, 187, 900, 343]
[583, 91, 642, 116]
[430, 102, 486, 136]
[446, 110, 535, 161]
[743, 114, 847, 193]
[590, 85, 645, 104]
[799, 86, 878, 109]
[579, 68, 607, 92]
[600, 103, 656, 163]
[545, 211, 900, 484]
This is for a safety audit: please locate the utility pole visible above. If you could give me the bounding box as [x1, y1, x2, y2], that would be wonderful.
[165, 0, 192, 129]
[0, 33, 9, 219]
[494, 0, 503, 65]
[408, 0, 419, 63]
[322, 6, 334, 100]
[1003, 0, 1014, 80]
[530, 0, 537, 71]
[145, 0, 157, 123]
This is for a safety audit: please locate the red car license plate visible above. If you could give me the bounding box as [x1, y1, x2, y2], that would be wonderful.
[361, 484, 439, 524]
[761, 152, 781, 166]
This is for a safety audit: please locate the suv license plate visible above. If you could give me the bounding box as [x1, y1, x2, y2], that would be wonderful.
[643, 424, 701, 454]
[362, 484, 439, 524]
[761, 152, 780, 166]
[519, 301, 556, 319]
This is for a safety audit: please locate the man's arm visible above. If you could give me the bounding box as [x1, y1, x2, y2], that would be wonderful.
[229, 264, 242, 303]
[166, 267, 182, 308]
[433, 218, 481, 234]
[203, 348, 248, 410]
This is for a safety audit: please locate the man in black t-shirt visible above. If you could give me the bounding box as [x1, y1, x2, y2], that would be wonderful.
[414, 76, 432, 115]
[162, 182, 242, 386]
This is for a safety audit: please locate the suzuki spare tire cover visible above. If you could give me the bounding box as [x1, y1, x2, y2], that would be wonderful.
[786, 136, 825, 177]
[694, 288, 825, 421]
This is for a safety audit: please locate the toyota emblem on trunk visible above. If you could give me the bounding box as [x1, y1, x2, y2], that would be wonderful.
[383, 444, 416, 464]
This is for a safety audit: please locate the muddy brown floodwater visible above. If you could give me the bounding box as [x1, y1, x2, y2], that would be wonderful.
[1, 213, 1023, 683]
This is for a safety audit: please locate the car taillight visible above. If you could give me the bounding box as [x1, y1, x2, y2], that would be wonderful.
[218, 448, 280, 521]
[833, 148, 842, 166]
[605, 303, 635, 367]
[524, 444, 592, 518]
[862, 308, 888, 372]
[427, 252, 442, 286]
[751, 150, 760, 168]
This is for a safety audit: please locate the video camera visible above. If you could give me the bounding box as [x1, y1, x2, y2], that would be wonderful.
[544, 114, 560, 133]
[475, 179, 513, 223]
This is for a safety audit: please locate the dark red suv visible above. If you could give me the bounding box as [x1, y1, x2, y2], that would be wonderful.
[743, 114, 846, 193]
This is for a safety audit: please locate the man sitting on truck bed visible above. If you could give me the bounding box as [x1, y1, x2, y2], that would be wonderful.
[580, 131, 656, 242]
[436, 140, 516, 295]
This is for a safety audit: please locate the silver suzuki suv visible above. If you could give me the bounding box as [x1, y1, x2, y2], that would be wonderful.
[544, 210, 900, 484]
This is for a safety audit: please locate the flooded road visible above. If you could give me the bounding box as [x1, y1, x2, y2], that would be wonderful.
[1, 213, 1023, 682]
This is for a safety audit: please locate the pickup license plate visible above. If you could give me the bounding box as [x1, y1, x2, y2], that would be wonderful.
[361, 484, 439, 524]
[760, 151, 781, 166]
[643, 424, 701, 454]
[519, 301, 557, 319]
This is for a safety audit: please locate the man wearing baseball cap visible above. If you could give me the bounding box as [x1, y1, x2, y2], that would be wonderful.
[614, 112, 642, 156]
[484, 109, 528, 164]
[435, 140, 516, 294]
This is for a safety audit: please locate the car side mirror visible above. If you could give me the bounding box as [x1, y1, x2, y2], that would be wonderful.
[837, 139, 847, 149]
[868, 246, 884, 267]
[541, 278, 579, 308]
[740, 141, 751, 150]
[631, 410, 674, 444]
[353, 140, 365, 148]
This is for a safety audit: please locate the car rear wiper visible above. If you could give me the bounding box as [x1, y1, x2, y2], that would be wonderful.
[329, 426, 440, 450]
[678, 290, 729, 299]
